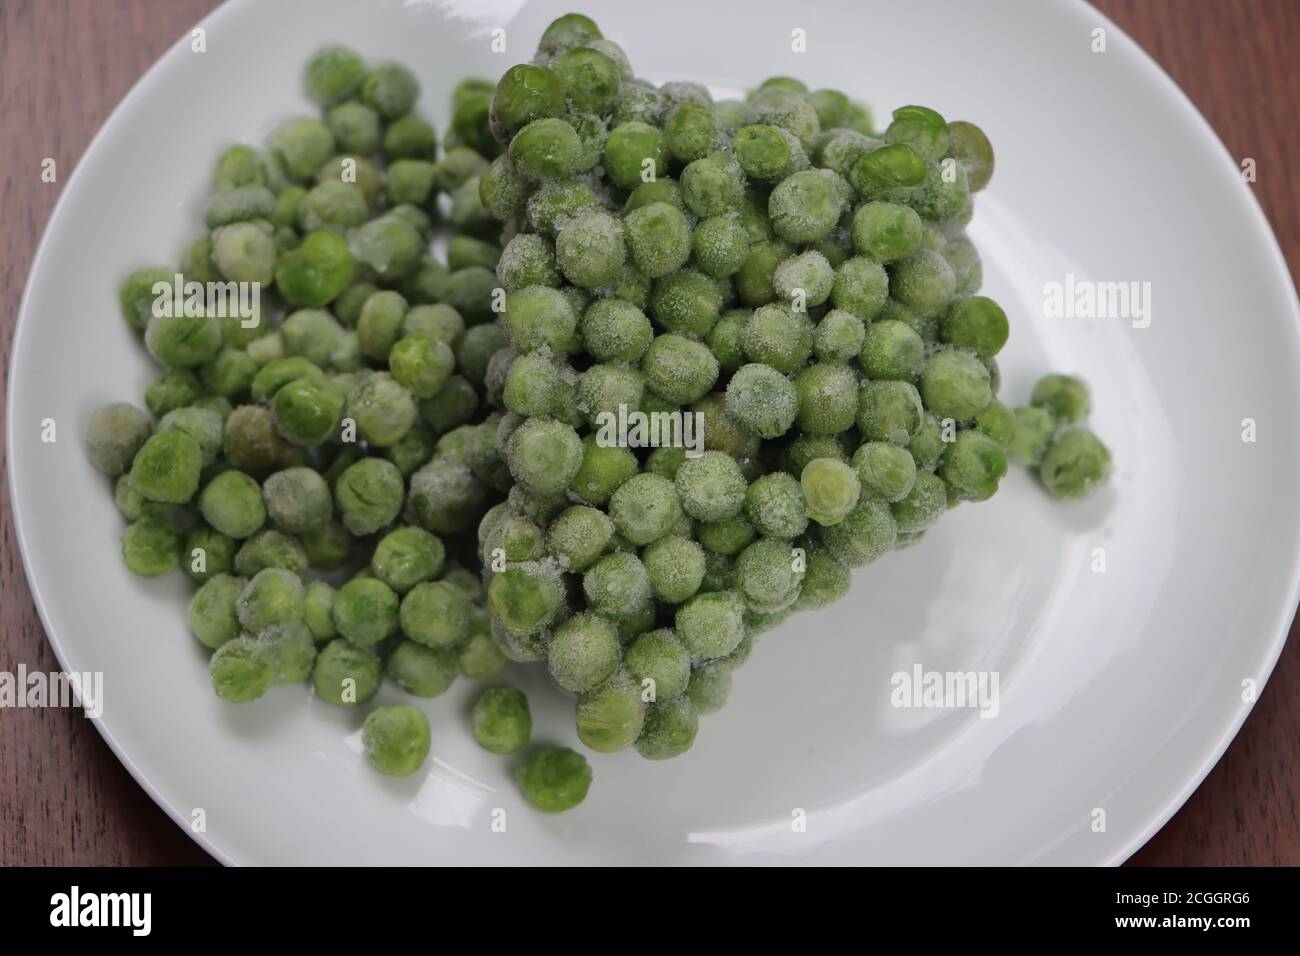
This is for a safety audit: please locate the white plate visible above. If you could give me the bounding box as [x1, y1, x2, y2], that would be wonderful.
[9, 0, 1300, 866]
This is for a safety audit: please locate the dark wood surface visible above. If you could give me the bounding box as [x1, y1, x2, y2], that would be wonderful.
[1, 0, 1296, 867]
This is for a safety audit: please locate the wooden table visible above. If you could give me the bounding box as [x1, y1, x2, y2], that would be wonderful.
[1, 0, 1296, 866]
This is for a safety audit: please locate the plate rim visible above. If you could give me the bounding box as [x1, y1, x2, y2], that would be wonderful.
[6, 0, 1299, 867]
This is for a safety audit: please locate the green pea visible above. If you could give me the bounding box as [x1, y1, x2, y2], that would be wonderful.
[362, 704, 430, 777]
[635, 697, 699, 760]
[576, 674, 646, 753]
[472, 687, 532, 754]
[313, 638, 381, 706]
[121, 516, 184, 576]
[517, 746, 592, 812]
[209, 637, 273, 702]
[1038, 427, 1111, 499]
[1030, 373, 1091, 425]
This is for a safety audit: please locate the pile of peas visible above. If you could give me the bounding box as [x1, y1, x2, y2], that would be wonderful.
[83, 12, 1109, 815]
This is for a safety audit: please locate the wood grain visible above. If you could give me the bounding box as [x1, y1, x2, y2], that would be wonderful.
[1, 0, 1296, 866]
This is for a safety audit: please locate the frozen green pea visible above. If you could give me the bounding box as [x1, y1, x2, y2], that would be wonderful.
[623, 201, 691, 278]
[472, 687, 532, 754]
[702, 515, 759, 554]
[403, 304, 465, 352]
[801, 457, 861, 526]
[198, 470, 265, 539]
[941, 296, 1008, 358]
[233, 529, 308, 577]
[692, 216, 751, 280]
[326, 101, 381, 155]
[359, 61, 419, 118]
[121, 517, 183, 576]
[518, 746, 592, 813]
[545, 505, 614, 572]
[797, 546, 852, 608]
[118, 266, 174, 330]
[744, 471, 808, 539]
[624, 629, 691, 700]
[603, 121, 666, 189]
[1031, 373, 1091, 425]
[302, 522, 352, 571]
[259, 620, 317, 684]
[812, 309, 865, 363]
[675, 589, 746, 660]
[650, 268, 722, 338]
[348, 216, 422, 281]
[262, 466, 332, 535]
[852, 201, 922, 263]
[481, 510, 545, 564]
[724, 362, 799, 440]
[581, 299, 653, 364]
[505, 417, 583, 495]
[830, 256, 889, 321]
[408, 455, 485, 534]
[940, 428, 1008, 502]
[236, 567, 303, 635]
[1008, 405, 1057, 467]
[497, 234, 560, 290]
[276, 230, 354, 308]
[188, 573, 246, 649]
[577, 673, 646, 753]
[793, 362, 858, 436]
[389, 335, 455, 399]
[387, 640, 458, 697]
[144, 310, 224, 368]
[226, 406, 293, 471]
[851, 441, 917, 502]
[890, 249, 956, 319]
[129, 431, 202, 504]
[857, 380, 924, 444]
[921, 348, 992, 422]
[1038, 427, 1111, 499]
[347, 372, 416, 447]
[686, 662, 731, 714]
[547, 612, 621, 694]
[674, 451, 746, 522]
[733, 538, 803, 613]
[948, 120, 995, 192]
[362, 704, 430, 777]
[209, 636, 273, 702]
[680, 152, 746, 218]
[332, 577, 398, 646]
[975, 399, 1015, 448]
[509, 117, 583, 181]
[769, 169, 844, 243]
[184, 526, 235, 583]
[272, 377, 344, 447]
[85, 403, 152, 477]
[742, 303, 812, 374]
[371, 526, 445, 593]
[890, 469, 947, 534]
[313, 638, 381, 706]
[302, 580, 336, 642]
[502, 286, 577, 353]
[458, 626, 510, 679]
[576, 364, 643, 427]
[861, 319, 925, 382]
[609, 473, 683, 545]
[492, 63, 565, 130]
[334, 457, 404, 535]
[635, 697, 698, 760]
[773, 250, 834, 309]
[641, 334, 719, 405]
[143, 369, 202, 418]
[488, 561, 565, 635]
[642, 535, 706, 604]
[583, 550, 652, 621]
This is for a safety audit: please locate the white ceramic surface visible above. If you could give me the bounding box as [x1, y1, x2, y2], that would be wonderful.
[8, 0, 1300, 865]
